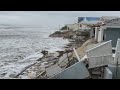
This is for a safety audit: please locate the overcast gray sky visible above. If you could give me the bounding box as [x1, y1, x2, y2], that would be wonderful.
[0, 11, 120, 27]
[0, 11, 119, 17]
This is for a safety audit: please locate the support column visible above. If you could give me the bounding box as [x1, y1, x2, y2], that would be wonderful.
[95, 27, 99, 41]
[98, 28, 104, 42]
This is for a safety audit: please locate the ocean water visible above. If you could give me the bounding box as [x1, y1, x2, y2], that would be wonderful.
[0, 12, 77, 77]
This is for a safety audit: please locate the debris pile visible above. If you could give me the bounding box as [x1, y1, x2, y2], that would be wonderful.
[46, 39, 120, 79]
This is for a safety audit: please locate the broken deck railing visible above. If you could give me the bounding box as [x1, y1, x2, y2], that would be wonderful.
[86, 40, 113, 69]
[114, 38, 120, 64]
[73, 48, 81, 62]
[87, 54, 113, 69]
[49, 61, 90, 79]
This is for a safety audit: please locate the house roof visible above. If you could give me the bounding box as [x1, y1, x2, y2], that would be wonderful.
[80, 21, 103, 25]
[103, 18, 120, 27]
[100, 16, 119, 21]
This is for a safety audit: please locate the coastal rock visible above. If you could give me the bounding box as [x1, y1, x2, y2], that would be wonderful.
[49, 30, 90, 41]
[58, 53, 73, 68]
[60, 25, 67, 30]
[49, 31, 63, 37]
[28, 71, 36, 79]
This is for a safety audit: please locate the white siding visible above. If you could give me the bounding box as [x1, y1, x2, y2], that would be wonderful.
[114, 39, 120, 64]
[66, 24, 79, 31]
[86, 40, 113, 69]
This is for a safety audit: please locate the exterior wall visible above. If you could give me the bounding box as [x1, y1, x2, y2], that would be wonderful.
[103, 28, 120, 47]
[86, 40, 113, 69]
[66, 23, 91, 31]
[81, 24, 91, 30]
[66, 23, 79, 31]
[114, 39, 120, 64]
[86, 40, 112, 57]
[88, 55, 113, 69]
[108, 64, 120, 79]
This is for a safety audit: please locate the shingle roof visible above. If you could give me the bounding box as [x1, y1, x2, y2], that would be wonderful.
[104, 18, 120, 26]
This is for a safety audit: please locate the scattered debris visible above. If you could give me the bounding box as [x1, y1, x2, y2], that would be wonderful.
[14, 62, 37, 78]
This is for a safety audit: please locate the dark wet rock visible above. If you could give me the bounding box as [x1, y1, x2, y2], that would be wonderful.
[49, 30, 90, 42]
[49, 31, 63, 37]
[1, 73, 7, 76]
[41, 50, 48, 57]
[56, 51, 65, 57]
[61, 25, 67, 30]
[66, 58, 79, 68]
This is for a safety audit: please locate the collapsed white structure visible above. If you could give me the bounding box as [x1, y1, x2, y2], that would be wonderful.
[107, 39, 120, 79]
[47, 39, 120, 79]
[114, 38, 120, 64]
[86, 40, 113, 69]
[50, 61, 90, 79]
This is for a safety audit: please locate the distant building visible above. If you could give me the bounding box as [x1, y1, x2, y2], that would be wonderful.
[65, 23, 92, 31]
[65, 23, 80, 31]
[78, 17, 101, 23]
[78, 17, 103, 30]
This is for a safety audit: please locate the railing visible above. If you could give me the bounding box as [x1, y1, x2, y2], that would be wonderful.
[88, 54, 113, 69]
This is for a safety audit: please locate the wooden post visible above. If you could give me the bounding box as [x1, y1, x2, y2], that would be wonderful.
[73, 48, 81, 62]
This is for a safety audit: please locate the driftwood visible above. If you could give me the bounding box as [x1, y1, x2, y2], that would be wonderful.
[14, 62, 37, 78]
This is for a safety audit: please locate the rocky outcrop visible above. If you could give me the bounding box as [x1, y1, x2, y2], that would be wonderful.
[61, 25, 67, 30]
[49, 30, 90, 40]
[49, 31, 67, 37]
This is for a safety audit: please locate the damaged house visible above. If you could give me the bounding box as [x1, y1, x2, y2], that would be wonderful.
[45, 17, 120, 79]
[100, 16, 119, 21]
[78, 17, 102, 30]
[91, 18, 120, 49]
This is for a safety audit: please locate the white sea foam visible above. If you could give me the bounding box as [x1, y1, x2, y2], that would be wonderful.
[0, 12, 77, 78]
[0, 27, 69, 78]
